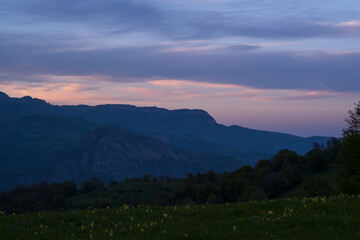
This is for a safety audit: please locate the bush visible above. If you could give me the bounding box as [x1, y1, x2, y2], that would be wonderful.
[338, 175, 360, 195]
[199, 183, 219, 203]
[304, 177, 335, 197]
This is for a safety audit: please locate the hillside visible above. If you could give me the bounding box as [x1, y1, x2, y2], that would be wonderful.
[47, 126, 241, 184]
[147, 133, 271, 165]
[0, 117, 241, 190]
[0, 109, 98, 190]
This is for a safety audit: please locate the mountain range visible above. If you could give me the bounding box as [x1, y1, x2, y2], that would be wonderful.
[0, 91, 330, 190]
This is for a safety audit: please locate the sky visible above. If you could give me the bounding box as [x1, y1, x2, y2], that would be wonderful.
[0, 0, 359, 137]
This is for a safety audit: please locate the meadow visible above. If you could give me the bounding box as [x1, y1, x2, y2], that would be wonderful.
[1, 194, 360, 240]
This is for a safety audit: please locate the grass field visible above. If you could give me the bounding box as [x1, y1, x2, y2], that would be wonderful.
[1, 194, 360, 240]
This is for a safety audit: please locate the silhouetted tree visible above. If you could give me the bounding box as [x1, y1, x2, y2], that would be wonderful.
[200, 171, 216, 184]
[338, 101, 360, 194]
[80, 178, 104, 193]
[62, 180, 78, 197]
[326, 138, 341, 163]
[109, 180, 119, 185]
[283, 164, 301, 185]
[307, 148, 327, 173]
[261, 172, 289, 198]
[186, 173, 195, 183]
[142, 173, 151, 182]
[271, 149, 302, 171]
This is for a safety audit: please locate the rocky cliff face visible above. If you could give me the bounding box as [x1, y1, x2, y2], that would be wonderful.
[48, 126, 241, 183]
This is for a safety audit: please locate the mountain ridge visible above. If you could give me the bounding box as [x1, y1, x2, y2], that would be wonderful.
[0, 90, 331, 163]
[0, 91, 217, 125]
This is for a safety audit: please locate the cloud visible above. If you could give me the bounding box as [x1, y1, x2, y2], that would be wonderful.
[1, 0, 162, 25]
[336, 20, 360, 36]
[0, 77, 348, 105]
[0, 40, 359, 92]
[147, 79, 345, 102]
[0, 1, 359, 93]
[1, 0, 360, 41]
[160, 44, 261, 53]
[337, 20, 360, 27]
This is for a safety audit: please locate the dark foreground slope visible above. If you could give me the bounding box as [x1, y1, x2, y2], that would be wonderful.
[47, 126, 241, 184]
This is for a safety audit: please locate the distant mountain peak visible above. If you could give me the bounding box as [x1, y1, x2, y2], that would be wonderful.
[95, 104, 217, 125]
[0, 91, 9, 98]
[171, 109, 217, 124]
[19, 95, 48, 104]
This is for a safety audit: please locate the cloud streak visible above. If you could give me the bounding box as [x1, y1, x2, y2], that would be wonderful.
[0, 41, 359, 92]
[0, 77, 349, 104]
[1, 0, 360, 41]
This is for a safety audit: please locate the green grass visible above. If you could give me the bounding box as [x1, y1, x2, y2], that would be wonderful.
[1, 195, 360, 240]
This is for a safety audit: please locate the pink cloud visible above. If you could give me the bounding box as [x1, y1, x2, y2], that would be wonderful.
[337, 20, 360, 27]
[1, 76, 351, 107]
[148, 79, 345, 102]
[123, 87, 161, 97]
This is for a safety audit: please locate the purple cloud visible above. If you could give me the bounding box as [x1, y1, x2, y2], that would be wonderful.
[0, 40, 359, 92]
